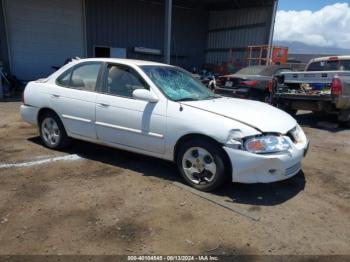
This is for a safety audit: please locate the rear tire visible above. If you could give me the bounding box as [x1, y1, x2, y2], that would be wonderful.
[176, 139, 229, 192]
[339, 119, 350, 128]
[39, 112, 71, 149]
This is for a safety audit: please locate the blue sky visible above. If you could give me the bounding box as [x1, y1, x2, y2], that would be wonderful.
[274, 1, 350, 49]
[277, 0, 348, 11]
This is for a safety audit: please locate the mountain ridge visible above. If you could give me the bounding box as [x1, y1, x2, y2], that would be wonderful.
[273, 41, 350, 55]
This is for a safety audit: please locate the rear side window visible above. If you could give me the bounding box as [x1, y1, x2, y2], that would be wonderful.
[325, 61, 338, 70]
[56, 69, 72, 87]
[56, 62, 102, 91]
[306, 62, 324, 71]
[306, 60, 350, 71]
[340, 60, 350, 71]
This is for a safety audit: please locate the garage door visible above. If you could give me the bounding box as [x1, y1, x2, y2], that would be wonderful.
[4, 0, 85, 81]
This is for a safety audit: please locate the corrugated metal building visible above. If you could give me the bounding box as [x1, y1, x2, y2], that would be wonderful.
[0, 0, 277, 81]
[207, 6, 275, 64]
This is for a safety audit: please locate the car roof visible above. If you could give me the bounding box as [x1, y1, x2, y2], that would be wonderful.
[310, 55, 350, 62]
[72, 57, 170, 67]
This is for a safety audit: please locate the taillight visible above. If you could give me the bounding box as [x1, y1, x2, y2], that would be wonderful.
[331, 76, 342, 96]
[241, 80, 258, 87]
[21, 83, 28, 104]
[267, 80, 273, 92]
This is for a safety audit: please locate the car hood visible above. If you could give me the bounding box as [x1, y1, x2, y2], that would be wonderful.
[182, 97, 297, 134]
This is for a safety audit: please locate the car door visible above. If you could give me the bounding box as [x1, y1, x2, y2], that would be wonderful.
[50, 62, 102, 139]
[95, 63, 166, 153]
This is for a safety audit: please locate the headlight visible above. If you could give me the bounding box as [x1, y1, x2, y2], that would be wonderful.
[244, 135, 291, 154]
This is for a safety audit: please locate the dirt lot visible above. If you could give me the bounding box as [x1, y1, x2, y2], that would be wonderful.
[0, 101, 349, 255]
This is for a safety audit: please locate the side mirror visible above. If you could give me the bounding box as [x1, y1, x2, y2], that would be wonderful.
[132, 89, 159, 103]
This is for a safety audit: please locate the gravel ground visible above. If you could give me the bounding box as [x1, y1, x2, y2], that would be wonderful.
[0, 102, 349, 255]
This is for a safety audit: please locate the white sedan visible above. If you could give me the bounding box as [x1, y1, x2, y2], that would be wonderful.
[21, 58, 309, 191]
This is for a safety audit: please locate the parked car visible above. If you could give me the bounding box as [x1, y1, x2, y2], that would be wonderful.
[21, 58, 309, 191]
[305, 55, 350, 72]
[216, 65, 293, 102]
[192, 70, 217, 90]
[272, 56, 350, 126]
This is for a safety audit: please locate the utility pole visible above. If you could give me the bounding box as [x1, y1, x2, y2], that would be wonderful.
[267, 0, 278, 65]
[164, 0, 172, 64]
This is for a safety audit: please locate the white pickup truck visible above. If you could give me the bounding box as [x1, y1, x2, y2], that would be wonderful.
[272, 56, 350, 126]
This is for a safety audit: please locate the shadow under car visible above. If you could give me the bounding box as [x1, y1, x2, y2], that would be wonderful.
[28, 136, 306, 206]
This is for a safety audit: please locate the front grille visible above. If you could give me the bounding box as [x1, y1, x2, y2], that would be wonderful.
[285, 162, 301, 176]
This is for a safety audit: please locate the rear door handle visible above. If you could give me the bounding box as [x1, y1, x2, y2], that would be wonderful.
[51, 94, 60, 98]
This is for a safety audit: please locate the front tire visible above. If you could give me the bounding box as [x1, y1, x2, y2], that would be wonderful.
[176, 139, 229, 191]
[39, 112, 71, 149]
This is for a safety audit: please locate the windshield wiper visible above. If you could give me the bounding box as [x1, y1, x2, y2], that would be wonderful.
[202, 95, 221, 100]
[175, 97, 198, 102]
[175, 95, 220, 102]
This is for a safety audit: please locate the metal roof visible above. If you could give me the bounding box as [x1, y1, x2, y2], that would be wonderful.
[143, 0, 274, 10]
[179, 0, 274, 9]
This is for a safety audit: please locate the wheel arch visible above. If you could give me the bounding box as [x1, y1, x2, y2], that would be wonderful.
[37, 107, 64, 127]
[173, 133, 232, 174]
[37, 107, 71, 148]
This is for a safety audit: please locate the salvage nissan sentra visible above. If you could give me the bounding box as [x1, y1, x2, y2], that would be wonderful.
[21, 58, 309, 191]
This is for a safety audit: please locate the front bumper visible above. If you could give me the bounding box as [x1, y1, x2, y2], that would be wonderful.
[223, 139, 309, 184]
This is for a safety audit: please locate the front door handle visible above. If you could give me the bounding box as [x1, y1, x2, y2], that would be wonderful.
[51, 94, 60, 98]
[98, 103, 110, 107]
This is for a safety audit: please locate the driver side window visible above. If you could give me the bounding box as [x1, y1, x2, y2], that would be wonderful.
[106, 65, 148, 98]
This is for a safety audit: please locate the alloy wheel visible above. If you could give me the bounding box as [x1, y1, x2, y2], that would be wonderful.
[181, 147, 217, 184]
[41, 117, 61, 147]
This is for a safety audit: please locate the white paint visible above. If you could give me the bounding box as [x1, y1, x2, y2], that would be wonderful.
[20, 57, 309, 185]
[0, 154, 82, 169]
[95, 121, 164, 139]
[62, 114, 92, 123]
